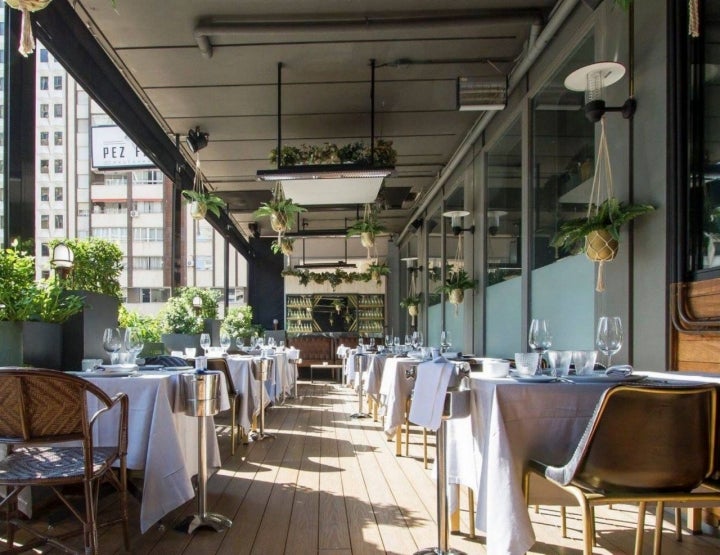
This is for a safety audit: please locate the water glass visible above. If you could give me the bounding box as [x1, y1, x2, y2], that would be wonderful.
[102, 327, 122, 365]
[573, 350, 598, 375]
[514, 352, 540, 376]
[123, 327, 144, 364]
[220, 333, 231, 354]
[546, 350, 572, 377]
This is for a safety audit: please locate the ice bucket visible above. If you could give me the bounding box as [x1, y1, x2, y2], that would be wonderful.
[181, 371, 221, 417]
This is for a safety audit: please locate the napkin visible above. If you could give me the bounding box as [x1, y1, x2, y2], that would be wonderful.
[606, 364, 633, 376]
[408, 358, 454, 431]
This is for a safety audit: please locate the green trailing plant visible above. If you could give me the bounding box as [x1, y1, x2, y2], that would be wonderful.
[337, 141, 366, 163]
[268, 139, 397, 167]
[176, 287, 221, 319]
[550, 197, 655, 255]
[220, 305, 262, 339]
[347, 204, 386, 250]
[253, 185, 307, 234]
[282, 264, 389, 289]
[182, 189, 225, 218]
[269, 145, 302, 166]
[50, 237, 124, 299]
[118, 305, 162, 343]
[367, 261, 390, 283]
[0, 241, 83, 323]
[436, 268, 477, 295]
[271, 237, 295, 255]
[400, 294, 422, 308]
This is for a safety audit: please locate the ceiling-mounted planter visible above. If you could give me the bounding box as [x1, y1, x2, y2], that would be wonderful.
[4, 0, 53, 57]
[348, 204, 386, 256]
[253, 183, 306, 236]
[182, 190, 225, 221]
[584, 229, 618, 262]
[189, 201, 207, 220]
[360, 232, 375, 249]
[449, 289, 465, 305]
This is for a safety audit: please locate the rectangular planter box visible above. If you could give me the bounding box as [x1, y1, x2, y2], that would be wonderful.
[161, 333, 202, 355]
[62, 291, 120, 370]
[0, 321, 63, 369]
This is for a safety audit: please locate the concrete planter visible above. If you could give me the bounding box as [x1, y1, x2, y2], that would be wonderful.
[0, 321, 63, 369]
[62, 291, 120, 370]
[162, 333, 202, 355]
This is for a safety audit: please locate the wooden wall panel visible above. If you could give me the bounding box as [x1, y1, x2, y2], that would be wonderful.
[673, 278, 720, 374]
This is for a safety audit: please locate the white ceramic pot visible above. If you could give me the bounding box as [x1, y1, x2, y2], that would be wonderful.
[449, 289, 465, 304]
[271, 212, 288, 233]
[407, 305, 418, 317]
[360, 232, 375, 248]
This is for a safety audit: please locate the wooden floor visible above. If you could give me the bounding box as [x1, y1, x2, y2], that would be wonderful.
[6, 381, 720, 554]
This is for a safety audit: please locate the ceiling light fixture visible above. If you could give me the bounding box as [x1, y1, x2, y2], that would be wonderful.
[564, 62, 636, 123]
[186, 127, 209, 153]
[457, 76, 508, 111]
[443, 210, 474, 235]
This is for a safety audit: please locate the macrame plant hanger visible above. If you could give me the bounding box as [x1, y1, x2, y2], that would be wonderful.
[450, 235, 464, 315]
[407, 269, 418, 327]
[585, 117, 617, 292]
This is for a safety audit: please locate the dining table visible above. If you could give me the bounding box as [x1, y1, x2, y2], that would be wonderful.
[225, 355, 268, 433]
[443, 369, 720, 555]
[80, 369, 230, 533]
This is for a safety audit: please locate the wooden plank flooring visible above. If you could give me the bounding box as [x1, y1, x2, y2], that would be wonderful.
[5, 381, 720, 554]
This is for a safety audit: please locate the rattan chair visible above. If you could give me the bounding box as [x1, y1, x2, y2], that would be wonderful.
[0, 367, 129, 554]
[524, 383, 718, 555]
[206, 357, 244, 454]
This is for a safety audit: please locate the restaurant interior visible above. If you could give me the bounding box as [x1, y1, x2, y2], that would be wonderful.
[2, 0, 720, 554]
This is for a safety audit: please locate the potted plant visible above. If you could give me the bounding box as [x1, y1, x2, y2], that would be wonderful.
[347, 204, 386, 248]
[253, 184, 306, 234]
[159, 287, 221, 353]
[269, 145, 301, 166]
[550, 197, 655, 260]
[367, 261, 390, 283]
[220, 305, 260, 350]
[118, 305, 164, 357]
[400, 294, 422, 326]
[436, 268, 477, 306]
[271, 237, 295, 256]
[182, 189, 225, 220]
[338, 141, 366, 163]
[49, 238, 124, 370]
[0, 242, 84, 368]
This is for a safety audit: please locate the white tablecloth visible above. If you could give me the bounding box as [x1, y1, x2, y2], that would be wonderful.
[84, 371, 230, 533]
[226, 355, 267, 432]
[445, 373, 638, 555]
[378, 357, 418, 435]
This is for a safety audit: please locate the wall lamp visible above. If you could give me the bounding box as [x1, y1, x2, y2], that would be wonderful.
[186, 127, 209, 153]
[50, 241, 74, 279]
[192, 295, 203, 315]
[443, 210, 474, 236]
[410, 218, 424, 233]
[487, 210, 507, 236]
[564, 62, 635, 123]
[248, 222, 261, 239]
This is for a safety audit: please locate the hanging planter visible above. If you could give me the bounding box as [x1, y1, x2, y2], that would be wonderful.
[400, 295, 422, 327]
[254, 183, 306, 236]
[347, 204, 386, 257]
[449, 289, 465, 305]
[182, 151, 225, 221]
[5, 0, 52, 57]
[436, 268, 476, 315]
[367, 261, 390, 284]
[189, 200, 207, 220]
[550, 119, 654, 292]
[271, 237, 295, 256]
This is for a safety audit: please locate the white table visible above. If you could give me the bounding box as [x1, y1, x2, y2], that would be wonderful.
[225, 355, 267, 433]
[378, 357, 418, 435]
[83, 371, 230, 533]
[445, 370, 720, 555]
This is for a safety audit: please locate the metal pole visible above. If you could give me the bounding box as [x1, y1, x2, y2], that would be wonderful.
[350, 354, 369, 418]
[197, 414, 208, 518]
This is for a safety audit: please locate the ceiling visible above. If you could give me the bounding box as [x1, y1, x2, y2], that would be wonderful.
[71, 0, 559, 240]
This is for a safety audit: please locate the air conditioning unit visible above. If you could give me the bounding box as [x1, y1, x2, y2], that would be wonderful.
[129, 210, 139, 217]
[186, 258, 194, 267]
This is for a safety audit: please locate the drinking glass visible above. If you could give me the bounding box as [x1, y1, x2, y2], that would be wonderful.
[200, 333, 211, 355]
[268, 337, 276, 349]
[220, 333, 231, 354]
[596, 316, 623, 367]
[393, 336, 401, 354]
[369, 337, 375, 349]
[237, 337, 247, 351]
[440, 330, 451, 352]
[123, 327, 144, 364]
[528, 319, 552, 374]
[417, 331, 424, 348]
[405, 334, 412, 348]
[573, 350, 598, 376]
[102, 327, 122, 365]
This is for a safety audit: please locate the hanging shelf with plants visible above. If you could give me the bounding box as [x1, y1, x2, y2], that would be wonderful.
[253, 182, 306, 235]
[281, 261, 389, 291]
[267, 139, 397, 168]
[347, 204, 387, 254]
[550, 118, 654, 291]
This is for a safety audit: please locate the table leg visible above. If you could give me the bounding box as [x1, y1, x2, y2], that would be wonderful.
[395, 426, 402, 456]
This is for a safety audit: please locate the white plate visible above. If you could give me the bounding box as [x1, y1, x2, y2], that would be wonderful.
[566, 373, 645, 383]
[99, 364, 139, 373]
[79, 370, 138, 378]
[511, 375, 557, 383]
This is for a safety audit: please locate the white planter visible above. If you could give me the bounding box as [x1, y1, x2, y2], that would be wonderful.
[449, 289, 465, 304]
[190, 201, 207, 220]
[360, 232, 375, 248]
[271, 212, 288, 233]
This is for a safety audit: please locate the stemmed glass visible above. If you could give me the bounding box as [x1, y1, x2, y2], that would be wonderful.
[200, 333, 211, 356]
[528, 319, 552, 374]
[102, 327, 122, 365]
[596, 316, 623, 367]
[220, 333, 231, 354]
[123, 327, 144, 364]
[393, 336, 401, 354]
[237, 337, 247, 352]
[440, 330, 451, 353]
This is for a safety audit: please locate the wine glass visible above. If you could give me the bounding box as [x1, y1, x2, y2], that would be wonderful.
[393, 336, 401, 354]
[528, 319, 552, 374]
[237, 337, 247, 352]
[267, 336, 276, 349]
[102, 327, 122, 365]
[123, 327, 144, 364]
[596, 316, 623, 367]
[417, 331, 424, 349]
[440, 330, 451, 353]
[200, 333, 211, 356]
[220, 333, 231, 354]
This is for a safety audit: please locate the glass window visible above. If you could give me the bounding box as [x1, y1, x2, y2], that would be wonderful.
[54, 159, 63, 174]
[132, 227, 163, 242]
[53, 75, 62, 90]
[39, 76, 48, 90]
[40, 215, 49, 229]
[54, 131, 63, 146]
[40, 159, 49, 174]
[40, 243, 49, 256]
[54, 187, 63, 201]
[53, 104, 62, 118]
[40, 104, 49, 118]
[54, 215, 64, 229]
[40, 187, 49, 201]
[40, 131, 49, 146]
[93, 227, 128, 241]
[39, 49, 48, 63]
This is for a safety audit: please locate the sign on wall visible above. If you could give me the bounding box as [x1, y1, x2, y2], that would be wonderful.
[91, 126, 154, 169]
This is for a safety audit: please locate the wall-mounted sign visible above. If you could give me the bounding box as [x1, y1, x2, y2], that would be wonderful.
[91, 125, 154, 169]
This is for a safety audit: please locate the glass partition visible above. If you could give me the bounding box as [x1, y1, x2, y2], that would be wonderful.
[530, 36, 595, 348]
[426, 205, 443, 346]
[485, 119, 523, 357]
[444, 187, 465, 352]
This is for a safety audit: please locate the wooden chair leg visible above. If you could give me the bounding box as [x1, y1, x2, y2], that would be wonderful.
[230, 398, 237, 455]
[654, 501, 664, 555]
[635, 501, 647, 555]
[561, 505, 567, 538]
[674, 507, 682, 542]
[468, 488, 476, 539]
[450, 484, 460, 533]
[395, 426, 402, 456]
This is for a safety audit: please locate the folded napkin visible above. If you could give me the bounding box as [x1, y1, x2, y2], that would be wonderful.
[606, 364, 633, 376]
[408, 358, 454, 431]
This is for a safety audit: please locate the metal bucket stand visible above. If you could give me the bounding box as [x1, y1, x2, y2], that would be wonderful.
[350, 353, 370, 419]
[251, 358, 275, 440]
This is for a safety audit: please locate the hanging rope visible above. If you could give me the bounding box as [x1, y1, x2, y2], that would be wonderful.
[689, 0, 700, 38]
[4, 1, 52, 57]
[585, 117, 619, 292]
[451, 235, 464, 315]
[408, 269, 418, 327]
